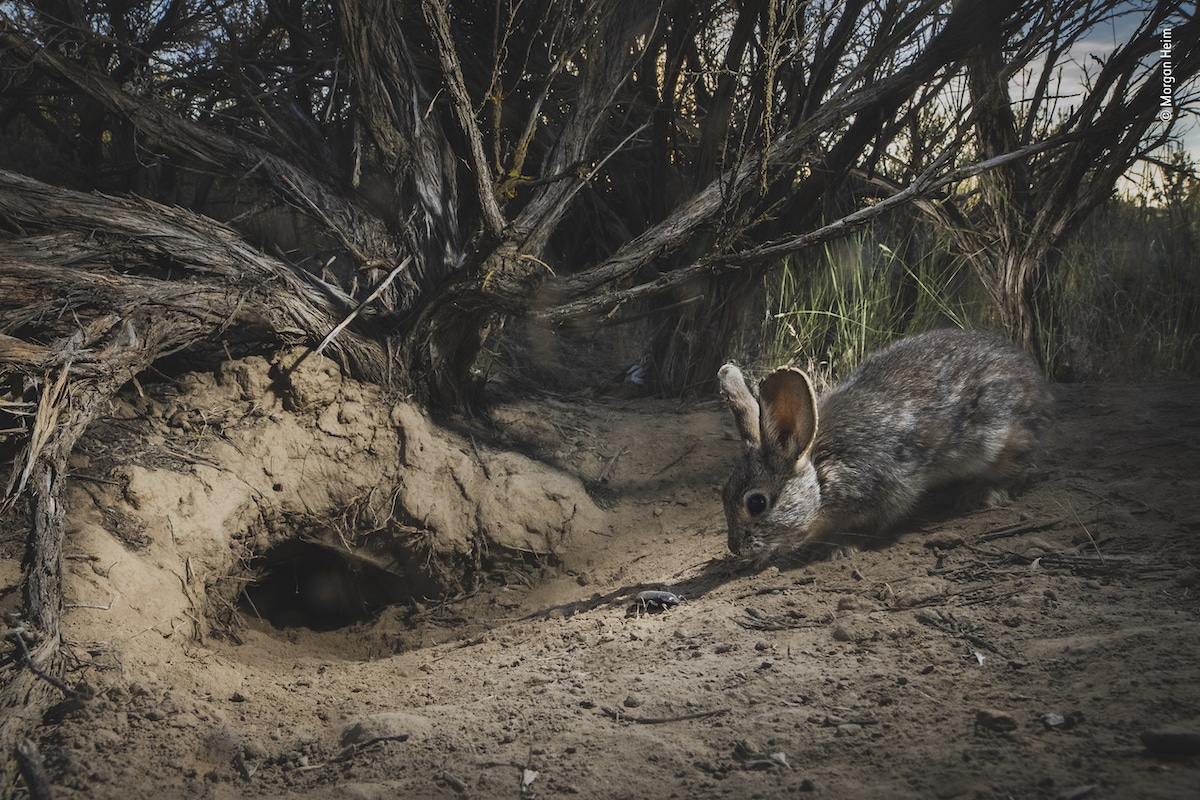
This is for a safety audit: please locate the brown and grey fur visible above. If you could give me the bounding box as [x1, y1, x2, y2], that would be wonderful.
[719, 329, 1053, 562]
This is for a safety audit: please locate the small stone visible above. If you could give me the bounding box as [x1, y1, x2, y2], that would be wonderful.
[924, 530, 966, 549]
[831, 622, 857, 642]
[732, 739, 761, 759]
[622, 693, 644, 708]
[169, 713, 201, 729]
[1140, 720, 1200, 756]
[92, 729, 123, 751]
[975, 708, 1018, 733]
[1058, 786, 1095, 800]
[1175, 568, 1200, 589]
[340, 711, 433, 746]
[243, 740, 269, 760]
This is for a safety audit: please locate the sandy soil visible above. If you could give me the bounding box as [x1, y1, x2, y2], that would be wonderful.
[2, 353, 1199, 799]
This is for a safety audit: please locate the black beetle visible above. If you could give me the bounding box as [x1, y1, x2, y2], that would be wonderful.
[630, 590, 683, 614]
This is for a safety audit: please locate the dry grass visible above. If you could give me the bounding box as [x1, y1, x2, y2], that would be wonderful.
[763, 197, 1200, 384]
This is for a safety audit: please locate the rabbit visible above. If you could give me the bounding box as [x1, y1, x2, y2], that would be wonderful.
[718, 328, 1053, 562]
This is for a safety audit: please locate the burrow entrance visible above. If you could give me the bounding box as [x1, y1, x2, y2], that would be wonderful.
[238, 540, 423, 631]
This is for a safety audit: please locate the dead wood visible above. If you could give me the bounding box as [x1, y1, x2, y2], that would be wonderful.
[0, 170, 390, 795]
[0, 25, 407, 278]
[13, 739, 51, 800]
[0, 169, 387, 380]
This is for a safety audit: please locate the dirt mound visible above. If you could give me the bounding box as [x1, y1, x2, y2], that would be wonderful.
[3, 365, 1200, 798]
[53, 349, 607, 657]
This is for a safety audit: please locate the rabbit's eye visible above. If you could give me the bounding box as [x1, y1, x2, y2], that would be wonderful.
[745, 492, 769, 516]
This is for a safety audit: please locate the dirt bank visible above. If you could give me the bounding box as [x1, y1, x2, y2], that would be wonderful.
[2, 361, 1198, 799]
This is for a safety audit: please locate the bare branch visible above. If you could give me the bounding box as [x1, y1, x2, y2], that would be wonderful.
[421, 0, 507, 240]
[0, 24, 404, 272]
[0, 170, 387, 380]
[534, 134, 1074, 327]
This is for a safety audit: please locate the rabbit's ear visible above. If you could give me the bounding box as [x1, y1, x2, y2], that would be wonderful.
[718, 364, 761, 450]
[758, 369, 818, 469]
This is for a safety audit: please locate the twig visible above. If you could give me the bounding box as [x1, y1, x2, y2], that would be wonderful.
[469, 436, 492, 480]
[65, 593, 120, 611]
[15, 739, 53, 800]
[654, 442, 697, 476]
[1036, 553, 1136, 565]
[331, 734, 412, 764]
[315, 256, 413, 356]
[1058, 499, 1105, 566]
[596, 447, 628, 484]
[4, 364, 70, 510]
[978, 517, 1065, 541]
[440, 771, 469, 794]
[4, 625, 76, 698]
[535, 133, 1076, 326]
[600, 706, 729, 725]
[554, 123, 650, 214]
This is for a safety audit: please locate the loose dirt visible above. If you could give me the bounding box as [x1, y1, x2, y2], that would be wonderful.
[2, 354, 1198, 799]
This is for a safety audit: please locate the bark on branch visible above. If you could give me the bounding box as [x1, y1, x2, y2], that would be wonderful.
[548, 0, 1024, 304]
[0, 169, 387, 380]
[0, 24, 406, 275]
[532, 134, 1072, 327]
[0, 171, 392, 792]
[421, 0, 507, 240]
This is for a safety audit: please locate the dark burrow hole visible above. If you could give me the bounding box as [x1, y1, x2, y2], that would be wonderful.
[240, 540, 416, 631]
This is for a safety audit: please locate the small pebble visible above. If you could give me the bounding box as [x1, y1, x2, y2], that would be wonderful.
[831, 622, 857, 642]
[975, 708, 1018, 733]
[1175, 568, 1200, 588]
[1059, 786, 1095, 800]
[1140, 722, 1200, 756]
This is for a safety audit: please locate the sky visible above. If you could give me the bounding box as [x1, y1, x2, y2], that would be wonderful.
[1066, 6, 1197, 157]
